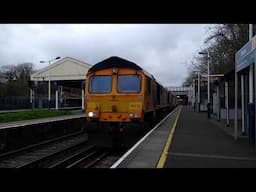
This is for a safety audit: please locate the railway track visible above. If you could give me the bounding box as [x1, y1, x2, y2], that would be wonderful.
[48, 146, 109, 168]
[0, 111, 170, 168]
[17, 145, 109, 168]
[0, 128, 129, 168]
[0, 131, 89, 168]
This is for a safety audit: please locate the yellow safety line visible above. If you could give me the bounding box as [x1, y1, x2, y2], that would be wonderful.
[156, 106, 182, 168]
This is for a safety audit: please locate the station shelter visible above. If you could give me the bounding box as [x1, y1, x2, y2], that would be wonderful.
[30, 57, 91, 110]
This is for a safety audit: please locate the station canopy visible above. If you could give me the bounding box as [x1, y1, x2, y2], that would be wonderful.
[30, 57, 91, 88]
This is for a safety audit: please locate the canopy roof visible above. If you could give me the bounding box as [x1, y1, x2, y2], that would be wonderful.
[31, 57, 91, 81]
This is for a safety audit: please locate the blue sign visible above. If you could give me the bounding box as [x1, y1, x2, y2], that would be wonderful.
[236, 36, 256, 72]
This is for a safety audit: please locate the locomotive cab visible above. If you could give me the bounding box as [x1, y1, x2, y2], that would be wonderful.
[86, 67, 144, 123]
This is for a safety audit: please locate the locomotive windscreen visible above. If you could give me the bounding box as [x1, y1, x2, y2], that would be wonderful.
[117, 75, 141, 93]
[89, 75, 112, 93]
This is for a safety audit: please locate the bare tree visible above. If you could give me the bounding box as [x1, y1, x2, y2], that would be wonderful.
[0, 62, 35, 96]
[1, 65, 17, 81]
[183, 24, 249, 86]
[15, 62, 34, 81]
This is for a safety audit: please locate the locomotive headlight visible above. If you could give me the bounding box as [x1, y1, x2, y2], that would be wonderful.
[129, 112, 138, 118]
[129, 113, 134, 118]
[88, 112, 98, 118]
[88, 112, 94, 117]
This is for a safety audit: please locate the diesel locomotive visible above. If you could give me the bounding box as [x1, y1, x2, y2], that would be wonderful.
[84, 56, 177, 147]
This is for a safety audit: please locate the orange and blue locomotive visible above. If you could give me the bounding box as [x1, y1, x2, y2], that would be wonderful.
[84, 56, 176, 147]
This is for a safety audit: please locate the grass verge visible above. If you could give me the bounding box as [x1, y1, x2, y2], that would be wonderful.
[0, 109, 72, 123]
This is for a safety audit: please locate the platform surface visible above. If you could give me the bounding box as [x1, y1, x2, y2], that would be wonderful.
[165, 106, 256, 168]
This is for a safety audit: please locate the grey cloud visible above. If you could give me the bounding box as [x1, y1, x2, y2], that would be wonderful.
[0, 24, 208, 86]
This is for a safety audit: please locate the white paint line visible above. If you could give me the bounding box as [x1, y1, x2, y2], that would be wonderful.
[110, 106, 180, 168]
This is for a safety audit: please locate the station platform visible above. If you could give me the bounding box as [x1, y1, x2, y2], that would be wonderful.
[0, 113, 85, 130]
[0, 110, 86, 152]
[112, 106, 256, 168]
[0, 107, 82, 114]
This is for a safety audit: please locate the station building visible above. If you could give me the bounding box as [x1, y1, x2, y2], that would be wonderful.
[30, 57, 91, 110]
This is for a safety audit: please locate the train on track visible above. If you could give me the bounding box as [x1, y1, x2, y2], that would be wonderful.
[84, 56, 177, 147]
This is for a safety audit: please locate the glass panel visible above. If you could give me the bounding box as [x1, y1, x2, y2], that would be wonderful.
[89, 75, 112, 93]
[118, 75, 141, 93]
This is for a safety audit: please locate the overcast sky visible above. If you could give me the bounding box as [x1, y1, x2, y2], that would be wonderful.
[0, 24, 210, 87]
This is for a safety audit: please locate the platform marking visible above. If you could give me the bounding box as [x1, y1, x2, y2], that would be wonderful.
[110, 106, 179, 168]
[156, 106, 182, 168]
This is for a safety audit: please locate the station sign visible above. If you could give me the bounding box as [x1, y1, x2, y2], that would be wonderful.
[236, 35, 256, 72]
[201, 76, 219, 82]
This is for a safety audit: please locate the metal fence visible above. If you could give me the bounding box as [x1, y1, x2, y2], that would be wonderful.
[0, 96, 82, 110]
[0, 96, 30, 110]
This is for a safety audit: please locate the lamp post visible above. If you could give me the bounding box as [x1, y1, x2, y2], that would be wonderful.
[192, 79, 195, 111]
[40, 56, 61, 65]
[192, 70, 200, 112]
[197, 71, 200, 112]
[199, 50, 211, 118]
[40, 57, 61, 109]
